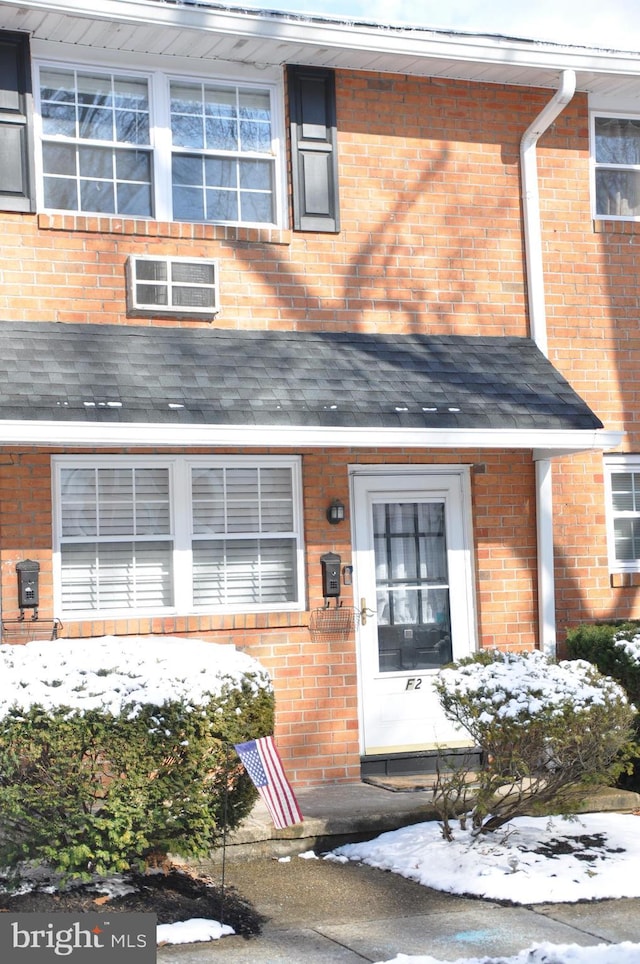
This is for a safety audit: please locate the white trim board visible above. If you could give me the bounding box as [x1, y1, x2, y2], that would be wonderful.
[0, 420, 623, 452]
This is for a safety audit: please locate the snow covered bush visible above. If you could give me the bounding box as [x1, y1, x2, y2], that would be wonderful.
[0, 636, 274, 881]
[433, 649, 635, 838]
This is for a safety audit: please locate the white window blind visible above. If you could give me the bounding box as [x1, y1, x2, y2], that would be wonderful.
[58, 466, 173, 612]
[191, 465, 297, 606]
[610, 470, 640, 563]
[54, 457, 303, 616]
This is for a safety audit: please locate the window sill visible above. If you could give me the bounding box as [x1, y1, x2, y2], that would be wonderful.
[594, 218, 640, 235]
[610, 572, 640, 588]
[37, 213, 291, 246]
[58, 609, 311, 640]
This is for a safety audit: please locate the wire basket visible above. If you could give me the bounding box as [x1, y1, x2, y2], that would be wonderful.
[308, 605, 359, 643]
[1, 618, 62, 644]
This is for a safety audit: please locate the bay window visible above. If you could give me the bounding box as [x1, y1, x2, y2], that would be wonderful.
[53, 456, 304, 616]
[37, 65, 280, 226]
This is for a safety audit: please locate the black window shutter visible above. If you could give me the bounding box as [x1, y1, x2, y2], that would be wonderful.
[0, 31, 34, 213]
[287, 65, 340, 233]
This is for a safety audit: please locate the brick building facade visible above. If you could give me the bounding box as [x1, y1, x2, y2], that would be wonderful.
[0, 0, 638, 786]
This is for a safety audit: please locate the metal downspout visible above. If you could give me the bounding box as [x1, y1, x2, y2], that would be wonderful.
[520, 70, 576, 657]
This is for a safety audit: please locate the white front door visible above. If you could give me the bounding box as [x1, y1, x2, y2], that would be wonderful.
[351, 467, 477, 756]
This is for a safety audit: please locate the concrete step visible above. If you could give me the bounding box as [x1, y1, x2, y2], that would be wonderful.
[189, 782, 640, 865]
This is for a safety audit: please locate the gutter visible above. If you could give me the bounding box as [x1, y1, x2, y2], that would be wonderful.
[520, 71, 576, 658]
[520, 69, 576, 356]
[0, 421, 620, 451]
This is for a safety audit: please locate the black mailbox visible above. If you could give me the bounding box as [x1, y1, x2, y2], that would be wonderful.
[16, 559, 40, 613]
[321, 552, 341, 599]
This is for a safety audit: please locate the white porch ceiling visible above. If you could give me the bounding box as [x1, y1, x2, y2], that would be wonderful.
[1, 0, 640, 99]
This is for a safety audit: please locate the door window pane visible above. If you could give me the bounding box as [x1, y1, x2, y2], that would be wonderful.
[373, 501, 452, 671]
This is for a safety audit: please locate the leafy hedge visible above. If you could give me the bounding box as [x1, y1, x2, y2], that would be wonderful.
[565, 621, 640, 706]
[0, 636, 274, 881]
[434, 649, 635, 837]
[566, 621, 640, 789]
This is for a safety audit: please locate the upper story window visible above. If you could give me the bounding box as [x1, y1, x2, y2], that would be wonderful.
[171, 83, 274, 224]
[36, 64, 280, 227]
[592, 113, 640, 220]
[604, 456, 640, 571]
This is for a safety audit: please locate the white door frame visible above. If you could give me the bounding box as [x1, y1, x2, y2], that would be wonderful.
[349, 463, 478, 756]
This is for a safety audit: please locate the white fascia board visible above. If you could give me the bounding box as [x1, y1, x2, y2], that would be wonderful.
[4, 0, 640, 83]
[0, 420, 623, 453]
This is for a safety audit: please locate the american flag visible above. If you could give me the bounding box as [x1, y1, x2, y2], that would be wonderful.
[234, 736, 303, 830]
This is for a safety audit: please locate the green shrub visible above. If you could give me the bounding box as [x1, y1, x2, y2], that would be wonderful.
[433, 649, 635, 837]
[566, 621, 640, 790]
[0, 636, 274, 881]
[565, 621, 640, 706]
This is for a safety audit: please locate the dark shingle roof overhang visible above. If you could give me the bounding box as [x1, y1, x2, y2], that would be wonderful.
[0, 322, 609, 449]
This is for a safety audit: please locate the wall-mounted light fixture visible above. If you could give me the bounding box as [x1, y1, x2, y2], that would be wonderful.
[326, 499, 345, 524]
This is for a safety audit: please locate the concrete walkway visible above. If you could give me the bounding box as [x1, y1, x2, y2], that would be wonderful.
[158, 781, 640, 963]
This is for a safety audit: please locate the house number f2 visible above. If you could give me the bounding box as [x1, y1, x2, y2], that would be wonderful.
[405, 677, 423, 690]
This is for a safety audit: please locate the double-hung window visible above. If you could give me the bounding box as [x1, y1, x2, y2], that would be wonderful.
[171, 82, 274, 224]
[604, 456, 640, 571]
[39, 68, 153, 217]
[592, 112, 640, 220]
[37, 65, 280, 226]
[53, 456, 304, 616]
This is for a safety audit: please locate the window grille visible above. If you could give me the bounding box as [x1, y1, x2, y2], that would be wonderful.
[127, 256, 219, 317]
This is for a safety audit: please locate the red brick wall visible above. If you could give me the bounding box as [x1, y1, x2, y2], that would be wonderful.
[0, 446, 537, 786]
[2, 70, 640, 781]
[0, 74, 540, 336]
[534, 96, 640, 633]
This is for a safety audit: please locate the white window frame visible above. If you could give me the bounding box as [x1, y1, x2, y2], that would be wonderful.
[52, 455, 305, 617]
[604, 455, 640, 572]
[591, 110, 640, 222]
[34, 60, 286, 229]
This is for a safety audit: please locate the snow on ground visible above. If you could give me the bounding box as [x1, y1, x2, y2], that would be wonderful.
[2, 637, 640, 959]
[154, 810, 640, 955]
[378, 945, 640, 964]
[157, 918, 235, 944]
[332, 812, 640, 904]
[331, 811, 640, 964]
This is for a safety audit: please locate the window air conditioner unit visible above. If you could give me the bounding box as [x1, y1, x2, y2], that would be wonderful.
[127, 256, 219, 318]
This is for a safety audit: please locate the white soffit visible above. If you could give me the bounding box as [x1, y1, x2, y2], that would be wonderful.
[1, 0, 640, 97]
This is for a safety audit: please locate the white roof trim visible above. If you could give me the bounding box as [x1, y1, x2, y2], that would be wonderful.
[4, 0, 640, 83]
[0, 420, 623, 453]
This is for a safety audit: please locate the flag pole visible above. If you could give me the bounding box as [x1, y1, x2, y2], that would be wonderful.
[219, 742, 230, 928]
